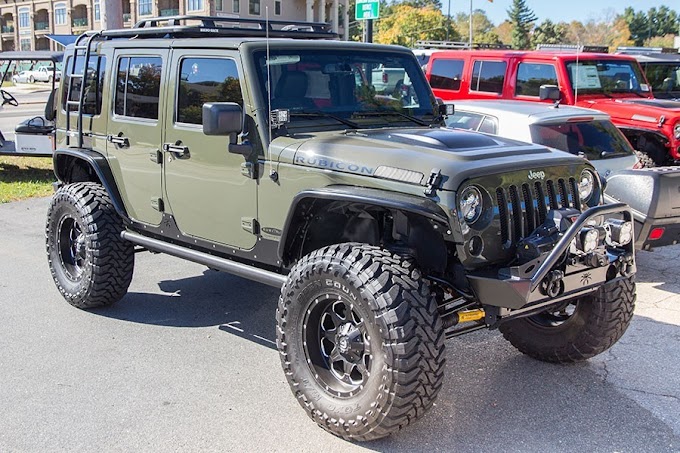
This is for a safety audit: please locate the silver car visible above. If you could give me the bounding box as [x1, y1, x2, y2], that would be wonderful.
[446, 100, 638, 178]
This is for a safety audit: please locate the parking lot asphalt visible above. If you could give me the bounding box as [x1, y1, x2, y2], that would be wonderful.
[0, 197, 679, 452]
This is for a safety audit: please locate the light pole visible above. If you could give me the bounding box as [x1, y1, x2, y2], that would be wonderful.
[446, 0, 451, 41]
[469, 0, 473, 48]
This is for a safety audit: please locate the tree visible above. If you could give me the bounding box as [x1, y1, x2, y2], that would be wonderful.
[507, 0, 537, 49]
[494, 20, 513, 45]
[375, 4, 458, 46]
[531, 20, 568, 48]
[623, 6, 680, 46]
[454, 9, 500, 44]
[645, 34, 676, 48]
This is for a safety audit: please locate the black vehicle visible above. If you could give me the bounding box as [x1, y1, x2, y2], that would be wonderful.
[618, 49, 680, 101]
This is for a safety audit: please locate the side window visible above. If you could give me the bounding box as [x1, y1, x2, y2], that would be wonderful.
[177, 58, 243, 125]
[445, 111, 484, 130]
[479, 116, 498, 134]
[470, 60, 506, 94]
[515, 63, 558, 97]
[115, 56, 162, 119]
[62, 55, 107, 115]
[430, 59, 464, 90]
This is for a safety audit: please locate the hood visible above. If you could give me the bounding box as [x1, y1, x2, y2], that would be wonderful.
[275, 127, 586, 191]
[576, 98, 680, 124]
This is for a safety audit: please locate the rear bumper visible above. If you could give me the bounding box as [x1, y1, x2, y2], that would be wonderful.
[467, 203, 635, 310]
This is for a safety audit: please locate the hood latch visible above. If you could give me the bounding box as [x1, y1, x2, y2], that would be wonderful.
[424, 168, 443, 197]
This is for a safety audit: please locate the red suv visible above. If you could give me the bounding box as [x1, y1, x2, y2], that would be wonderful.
[425, 49, 680, 167]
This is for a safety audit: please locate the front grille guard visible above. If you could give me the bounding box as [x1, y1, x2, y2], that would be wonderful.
[467, 203, 635, 310]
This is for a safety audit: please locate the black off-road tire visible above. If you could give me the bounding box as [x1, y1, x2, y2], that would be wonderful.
[637, 136, 667, 167]
[277, 243, 445, 441]
[46, 182, 134, 309]
[499, 277, 636, 363]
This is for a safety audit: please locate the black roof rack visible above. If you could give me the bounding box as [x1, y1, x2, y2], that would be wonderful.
[414, 40, 512, 50]
[79, 15, 337, 41]
[536, 44, 610, 53]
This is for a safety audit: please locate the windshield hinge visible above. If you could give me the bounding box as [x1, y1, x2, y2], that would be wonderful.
[424, 168, 443, 197]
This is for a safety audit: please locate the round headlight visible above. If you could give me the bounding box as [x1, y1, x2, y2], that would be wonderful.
[459, 186, 483, 223]
[578, 169, 596, 203]
[674, 123, 680, 140]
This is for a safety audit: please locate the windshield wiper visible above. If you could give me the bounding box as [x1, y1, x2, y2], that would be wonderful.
[352, 110, 430, 127]
[290, 111, 359, 129]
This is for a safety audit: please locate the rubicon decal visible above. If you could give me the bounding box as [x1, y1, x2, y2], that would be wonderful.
[295, 155, 375, 175]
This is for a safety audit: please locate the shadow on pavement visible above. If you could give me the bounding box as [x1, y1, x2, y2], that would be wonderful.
[92, 269, 280, 349]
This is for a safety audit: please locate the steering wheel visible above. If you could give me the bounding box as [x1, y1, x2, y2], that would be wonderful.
[1, 89, 19, 107]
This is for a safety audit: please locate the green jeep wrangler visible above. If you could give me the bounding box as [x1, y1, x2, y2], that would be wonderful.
[46, 16, 637, 441]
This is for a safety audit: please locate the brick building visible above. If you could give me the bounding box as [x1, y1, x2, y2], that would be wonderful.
[0, 0, 350, 51]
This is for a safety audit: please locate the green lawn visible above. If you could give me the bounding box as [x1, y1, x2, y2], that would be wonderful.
[0, 156, 55, 203]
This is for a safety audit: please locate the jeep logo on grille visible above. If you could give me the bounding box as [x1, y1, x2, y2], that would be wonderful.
[528, 170, 546, 180]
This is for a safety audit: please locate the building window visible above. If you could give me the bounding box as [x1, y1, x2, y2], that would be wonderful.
[232, 0, 240, 13]
[249, 0, 260, 15]
[115, 56, 163, 119]
[215, 0, 223, 11]
[18, 8, 30, 29]
[54, 3, 67, 25]
[139, 0, 153, 16]
[274, 1, 281, 15]
[187, 0, 203, 12]
[20, 38, 31, 51]
[177, 58, 242, 125]
[94, 0, 101, 21]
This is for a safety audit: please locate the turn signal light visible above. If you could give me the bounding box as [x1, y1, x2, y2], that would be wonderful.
[649, 227, 665, 241]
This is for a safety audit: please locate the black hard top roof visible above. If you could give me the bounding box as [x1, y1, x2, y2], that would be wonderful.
[0, 51, 63, 62]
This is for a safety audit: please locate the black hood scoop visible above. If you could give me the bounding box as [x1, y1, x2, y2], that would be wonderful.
[365, 128, 502, 151]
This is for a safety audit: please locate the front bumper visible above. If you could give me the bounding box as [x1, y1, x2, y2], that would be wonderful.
[466, 203, 635, 310]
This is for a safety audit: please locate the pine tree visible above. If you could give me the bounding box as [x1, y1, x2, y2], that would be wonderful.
[507, 0, 537, 49]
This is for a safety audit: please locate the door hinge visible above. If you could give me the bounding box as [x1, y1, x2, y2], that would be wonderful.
[241, 217, 259, 235]
[241, 162, 257, 179]
[151, 197, 164, 212]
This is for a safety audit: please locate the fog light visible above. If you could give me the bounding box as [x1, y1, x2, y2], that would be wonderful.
[578, 227, 600, 253]
[649, 227, 665, 241]
[604, 219, 634, 246]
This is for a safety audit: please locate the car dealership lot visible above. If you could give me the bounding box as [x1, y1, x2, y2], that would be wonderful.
[0, 196, 679, 452]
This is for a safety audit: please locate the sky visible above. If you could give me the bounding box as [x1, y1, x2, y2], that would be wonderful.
[440, 0, 679, 25]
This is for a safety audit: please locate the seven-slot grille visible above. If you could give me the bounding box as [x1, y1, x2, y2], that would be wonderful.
[496, 178, 580, 247]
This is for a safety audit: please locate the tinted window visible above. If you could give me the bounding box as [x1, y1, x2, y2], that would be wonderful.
[177, 58, 243, 125]
[445, 111, 484, 130]
[430, 59, 464, 90]
[515, 63, 558, 97]
[479, 116, 497, 134]
[471, 60, 506, 94]
[115, 56, 162, 119]
[642, 62, 680, 94]
[62, 56, 107, 115]
[530, 120, 634, 160]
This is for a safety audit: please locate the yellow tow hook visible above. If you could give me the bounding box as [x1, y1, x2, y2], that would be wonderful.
[454, 309, 486, 324]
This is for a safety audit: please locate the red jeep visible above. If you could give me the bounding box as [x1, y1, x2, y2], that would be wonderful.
[425, 49, 680, 167]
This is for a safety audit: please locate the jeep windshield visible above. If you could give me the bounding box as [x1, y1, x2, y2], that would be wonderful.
[530, 119, 635, 161]
[253, 49, 438, 129]
[642, 62, 680, 99]
[565, 59, 649, 97]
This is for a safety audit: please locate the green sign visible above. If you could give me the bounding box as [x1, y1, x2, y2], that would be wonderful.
[355, 0, 380, 20]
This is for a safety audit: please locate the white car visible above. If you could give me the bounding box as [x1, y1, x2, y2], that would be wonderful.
[11, 66, 60, 84]
[445, 100, 638, 178]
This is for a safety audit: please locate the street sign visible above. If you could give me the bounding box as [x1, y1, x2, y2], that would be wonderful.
[355, 0, 379, 20]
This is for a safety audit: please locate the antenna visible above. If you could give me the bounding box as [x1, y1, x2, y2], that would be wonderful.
[574, 39, 580, 104]
[265, 6, 278, 182]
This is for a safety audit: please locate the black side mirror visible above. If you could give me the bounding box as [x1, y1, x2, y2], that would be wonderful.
[202, 102, 243, 136]
[539, 85, 561, 101]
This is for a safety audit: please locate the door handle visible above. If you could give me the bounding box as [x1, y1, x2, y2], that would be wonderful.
[106, 134, 129, 148]
[163, 142, 190, 157]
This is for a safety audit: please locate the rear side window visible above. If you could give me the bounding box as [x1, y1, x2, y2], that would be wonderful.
[430, 59, 464, 90]
[177, 58, 243, 125]
[471, 60, 506, 94]
[115, 56, 163, 119]
[62, 55, 107, 115]
[530, 120, 634, 160]
[515, 63, 558, 97]
[479, 116, 498, 134]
